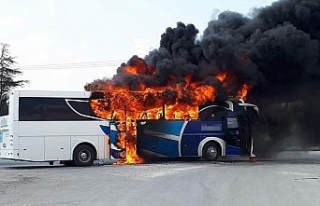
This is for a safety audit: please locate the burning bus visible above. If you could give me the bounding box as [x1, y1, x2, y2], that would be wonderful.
[135, 99, 258, 161]
[91, 91, 259, 163]
[85, 57, 260, 164]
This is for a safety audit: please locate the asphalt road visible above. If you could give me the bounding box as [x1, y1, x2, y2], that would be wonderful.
[0, 159, 49, 167]
[0, 159, 320, 206]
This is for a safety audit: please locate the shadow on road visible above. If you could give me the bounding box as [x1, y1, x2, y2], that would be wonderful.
[2, 165, 64, 170]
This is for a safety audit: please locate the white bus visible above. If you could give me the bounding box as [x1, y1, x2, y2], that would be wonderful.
[0, 90, 111, 166]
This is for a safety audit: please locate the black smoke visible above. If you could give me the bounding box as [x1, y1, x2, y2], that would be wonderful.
[86, 0, 320, 155]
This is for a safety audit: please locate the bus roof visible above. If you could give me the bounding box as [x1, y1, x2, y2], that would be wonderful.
[11, 90, 92, 98]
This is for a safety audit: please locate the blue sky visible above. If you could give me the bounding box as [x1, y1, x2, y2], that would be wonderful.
[0, 0, 277, 91]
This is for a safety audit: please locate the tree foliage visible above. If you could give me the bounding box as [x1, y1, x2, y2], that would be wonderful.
[0, 44, 29, 94]
[0, 43, 29, 114]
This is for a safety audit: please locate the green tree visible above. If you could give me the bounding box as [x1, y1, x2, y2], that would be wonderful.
[0, 43, 29, 114]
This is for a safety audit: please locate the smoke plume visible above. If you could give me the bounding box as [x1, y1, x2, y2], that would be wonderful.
[85, 0, 320, 155]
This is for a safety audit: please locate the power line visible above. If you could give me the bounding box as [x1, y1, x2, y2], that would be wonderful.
[20, 60, 126, 67]
[20, 64, 119, 71]
[18, 60, 126, 71]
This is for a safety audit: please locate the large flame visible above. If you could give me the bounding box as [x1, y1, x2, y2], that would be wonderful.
[237, 84, 251, 100]
[87, 60, 251, 164]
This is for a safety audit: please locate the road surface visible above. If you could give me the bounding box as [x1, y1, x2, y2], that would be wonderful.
[0, 159, 320, 206]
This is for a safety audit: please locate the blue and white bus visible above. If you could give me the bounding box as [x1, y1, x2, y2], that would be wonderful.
[134, 100, 259, 161]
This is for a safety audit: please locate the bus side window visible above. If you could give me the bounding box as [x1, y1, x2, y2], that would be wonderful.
[199, 106, 228, 120]
[19, 97, 94, 121]
[19, 98, 44, 120]
[227, 117, 239, 129]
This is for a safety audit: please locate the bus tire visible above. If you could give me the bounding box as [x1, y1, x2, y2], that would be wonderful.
[202, 142, 221, 161]
[73, 144, 96, 166]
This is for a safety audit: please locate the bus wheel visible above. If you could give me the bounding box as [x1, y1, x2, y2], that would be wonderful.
[73, 144, 96, 166]
[202, 142, 221, 161]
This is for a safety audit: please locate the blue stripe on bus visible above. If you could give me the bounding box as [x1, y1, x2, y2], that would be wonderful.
[99, 124, 118, 144]
[137, 135, 179, 157]
[99, 125, 110, 135]
[110, 130, 117, 144]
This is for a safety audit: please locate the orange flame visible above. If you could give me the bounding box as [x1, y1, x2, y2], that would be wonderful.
[87, 63, 252, 164]
[89, 81, 217, 164]
[215, 72, 228, 82]
[215, 72, 251, 100]
[237, 84, 251, 100]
